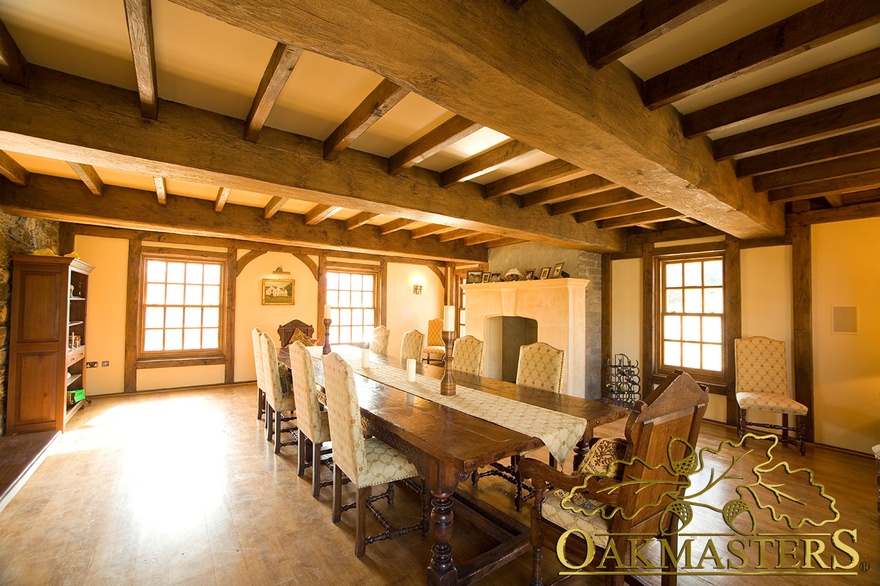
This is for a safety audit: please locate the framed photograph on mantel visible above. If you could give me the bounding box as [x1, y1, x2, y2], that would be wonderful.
[551, 262, 565, 278]
[466, 270, 483, 284]
[539, 267, 551, 280]
[262, 278, 294, 305]
[481, 272, 491, 283]
[524, 269, 535, 280]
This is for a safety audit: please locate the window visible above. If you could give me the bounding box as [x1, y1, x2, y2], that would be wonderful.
[657, 254, 724, 381]
[458, 276, 467, 337]
[141, 255, 224, 357]
[326, 271, 377, 345]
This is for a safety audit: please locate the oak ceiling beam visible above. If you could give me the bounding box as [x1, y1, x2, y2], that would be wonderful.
[521, 174, 616, 208]
[768, 169, 880, 203]
[378, 218, 415, 235]
[345, 211, 379, 230]
[714, 93, 880, 160]
[324, 79, 408, 160]
[683, 47, 880, 138]
[642, 0, 880, 109]
[485, 160, 584, 199]
[388, 115, 481, 175]
[788, 198, 880, 227]
[0, 150, 29, 186]
[843, 187, 880, 205]
[245, 43, 303, 142]
[485, 237, 523, 248]
[410, 223, 454, 239]
[440, 139, 538, 187]
[123, 0, 158, 119]
[599, 209, 685, 230]
[464, 232, 503, 246]
[0, 66, 621, 251]
[214, 186, 230, 212]
[0, 19, 28, 86]
[825, 194, 844, 207]
[305, 204, 340, 225]
[67, 162, 104, 196]
[736, 126, 880, 177]
[0, 175, 486, 262]
[753, 151, 880, 192]
[550, 187, 641, 216]
[584, 0, 727, 69]
[168, 0, 783, 238]
[263, 196, 286, 219]
[438, 228, 473, 242]
[575, 199, 664, 224]
[154, 176, 166, 205]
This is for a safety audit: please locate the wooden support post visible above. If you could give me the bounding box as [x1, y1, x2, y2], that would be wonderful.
[791, 225, 815, 442]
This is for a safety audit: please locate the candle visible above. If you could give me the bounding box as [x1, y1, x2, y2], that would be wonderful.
[362, 347, 370, 369]
[443, 305, 455, 332]
[324, 305, 331, 320]
[406, 358, 416, 382]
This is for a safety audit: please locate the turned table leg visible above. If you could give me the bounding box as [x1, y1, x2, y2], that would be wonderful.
[426, 464, 459, 585]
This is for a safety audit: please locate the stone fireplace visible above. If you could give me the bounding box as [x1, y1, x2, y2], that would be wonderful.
[462, 278, 590, 396]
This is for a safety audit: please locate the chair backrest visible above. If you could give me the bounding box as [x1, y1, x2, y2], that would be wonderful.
[735, 336, 788, 395]
[426, 318, 444, 346]
[516, 342, 564, 393]
[260, 332, 294, 411]
[370, 325, 390, 354]
[322, 352, 367, 486]
[453, 335, 483, 376]
[288, 340, 326, 442]
[252, 327, 265, 390]
[399, 329, 424, 362]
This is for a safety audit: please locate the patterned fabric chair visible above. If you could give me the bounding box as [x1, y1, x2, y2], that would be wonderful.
[251, 327, 266, 420]
[735, 336, 808, 455]
[322, 352, 423, 557]
[422, 318, 445, 364]
[289, 340, 332, 498]
[260, 332, 297, 454]
[370, 325, 390, 355]
[452, 335, 483, 376]
[516, 342, 565, 394]
[399, 329, 424, 364]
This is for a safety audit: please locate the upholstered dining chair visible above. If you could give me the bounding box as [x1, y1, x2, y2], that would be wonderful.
[251, 327, 266, 420]
[422, 318, 445, 364]
[399, 329, 424, 364]
[735, 336, 808, 455]
[370, 325, 390, 355]
[322, 352, 424, 557]
[289, 340, 332, 498]
[452, 335, 483, 376]
[260, 332, 297, 454]
[516, 342, 565, 394]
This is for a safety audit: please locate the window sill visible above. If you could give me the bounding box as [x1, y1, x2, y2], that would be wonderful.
[651, 372, 727, 395]
[136, 355, 226, 369]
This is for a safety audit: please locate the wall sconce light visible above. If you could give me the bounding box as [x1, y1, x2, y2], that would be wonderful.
[412, 277, 423, 295]
[273, 266, 290, 275]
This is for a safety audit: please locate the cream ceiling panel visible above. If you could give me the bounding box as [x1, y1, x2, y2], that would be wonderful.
[352, 93, 452, 158]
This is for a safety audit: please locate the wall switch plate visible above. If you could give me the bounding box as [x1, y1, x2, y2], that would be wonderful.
[101, 361, 110, 367]
[86, 361, 98, 368]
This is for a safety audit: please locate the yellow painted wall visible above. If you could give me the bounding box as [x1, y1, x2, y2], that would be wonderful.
[385, 263, 444, 359]
[610, 258, 641, 361]
[812, 219, 880, 453]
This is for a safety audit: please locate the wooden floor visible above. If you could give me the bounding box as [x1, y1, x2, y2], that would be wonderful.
[0, 384, 876, 585]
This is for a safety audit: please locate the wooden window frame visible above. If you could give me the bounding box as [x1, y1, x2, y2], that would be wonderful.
[325, 266, 380, 345]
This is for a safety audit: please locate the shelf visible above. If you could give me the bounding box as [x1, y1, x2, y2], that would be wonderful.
[69, 321, 84, 327]
[65, 373, 82, 387]
[69, 296, 86, 301]
[65, 399, 85, 422]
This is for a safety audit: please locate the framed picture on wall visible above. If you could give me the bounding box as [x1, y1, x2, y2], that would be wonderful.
[539, 267, 551, 280]
[466, 270, 483, 284]
[262, 278, 294, 305]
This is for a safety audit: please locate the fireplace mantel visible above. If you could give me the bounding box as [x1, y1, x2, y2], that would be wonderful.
[463, 278, 590, 396]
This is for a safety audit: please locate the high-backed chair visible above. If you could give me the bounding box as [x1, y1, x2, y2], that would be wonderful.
[322, 352, 424, 557]
[422, 318, 445, 364]
[520, 370, 710, 585]
[735, 336, 808, 455]
[289, 340, 332, 498]
[251, 327, 266, 420]
[452, 335, 483, 376]
[370, 325, 390, 355]
[516, 342, 565, 394]
[260, 332, 297, 454]
[399, 329, 424, 364]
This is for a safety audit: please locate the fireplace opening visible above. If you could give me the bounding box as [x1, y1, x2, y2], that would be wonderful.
[484, 316, 538, 383]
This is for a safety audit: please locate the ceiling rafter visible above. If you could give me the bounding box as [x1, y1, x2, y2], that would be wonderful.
[521, 174, 616, 208]
[574, 198, 664, 223]
[464, 232, 503, 246]
[753, 151, 880, 192]
[642, 0, 880, 109]
[388, 115, 482, 175]
[214, 186, 230, 212]
[410, 223, 455, 239]
[67, 162, 104, 196]
[440, 139, 538, 187]
[378, 217, 415, 235]
[345, 211, 379, 230]
[153, 176, 166, 205]
[324, 79, 408, 160]
[263, 196, 286, 219]
[599, 208, 685, 229]
[485, 160, 583, 199]
[245, 42, 302, 142]
[549, 187, 641, 216]
[0, 18, 28, 86]
[0, 150, 29, 186]
[768, 169, 880, 203]
[304, 204, 340, 225]
[485, 237, 523, 248]
[438, 228, 474, 242]
[123, 0, 158, 119]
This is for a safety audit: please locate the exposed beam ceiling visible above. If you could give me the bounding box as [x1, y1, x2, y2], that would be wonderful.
[123, 0, 158, 119]
[67, 162, 104, 196]
[0, 18, 27, 86]
[324, 79, 408, 161]
[0, 149, 29, 186]
[244, 43, 302, 142]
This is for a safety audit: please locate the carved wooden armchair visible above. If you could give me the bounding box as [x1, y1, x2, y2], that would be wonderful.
[520, 370, 709, 586]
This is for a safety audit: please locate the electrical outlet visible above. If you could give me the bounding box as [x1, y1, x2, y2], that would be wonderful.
[86, 361, 98, 368]
[101, 361, 110, 367]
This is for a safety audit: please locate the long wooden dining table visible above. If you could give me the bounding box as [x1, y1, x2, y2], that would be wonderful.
[279, 344, 627, 585]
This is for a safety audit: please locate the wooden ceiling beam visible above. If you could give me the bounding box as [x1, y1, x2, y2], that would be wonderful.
[825, 194, 844, 207]
[843, 187, 880, 205]
[753, 150, 880, 192]
[768, 169, 880, 203]
[388, 115, 481, 174]
[67, 162, 104, 196]
[123, 0, 158, 119]
[263, 196, 286, 219]
[304, 204, 340, 225]
[585, 0, 726, 69]
[484, 237, 523, 248]
[0, 19, 28, 86]
[789, 197, 880, 227]
[736, 126, 880, 177]
[464, 232, 503, 246]
[575, 199, 664, 223]
[550, 187, 641, 216]
[153, 176, 166, 205]
[0, 175, 486, 262]
[520, 174, 616, 208]
[684, 47, 880, 137]
[345, 211, 379, 230]
[214, 186, 230, 212]
[410, 223, 455, 239]
[324, 79, 408, 160]
[643, 0, 880, 109]
[245, 43, 302, 142]
[440, 139, 538, 187]
[599, 209, 685, 229]
[0, 150, 29, 186]
[378, 218, 415, 235]
[485, 160, 583, 199]
[438, 228, 474, 242]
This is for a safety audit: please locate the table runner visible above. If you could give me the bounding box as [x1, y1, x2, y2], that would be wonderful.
[308, 347, 587, 462]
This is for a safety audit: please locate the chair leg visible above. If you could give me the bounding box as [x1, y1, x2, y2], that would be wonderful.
[796, 414, 807, 456]
[513, 455, 523, 512]
[332, 464, 343, 523]
[257, 388, 265, 420]
[530, 487, 545, 586]
[312, 440, 323, 498]
[266, 405, 274, 442]
[738, 407, 746, 440]
[661, 531, 678, 586]
[471, 470, 479, 487]
[355, 487, 367, 558]
[274, 411, 283, 454]
[297, 430, 307, 478]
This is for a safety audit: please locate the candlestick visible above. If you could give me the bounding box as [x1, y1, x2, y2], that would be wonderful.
[443, 305, 455, 332]
[361, 347, 370, 369]
[322, 317, 332, 355]
[406, 358, 417, 382]
[440, 330, 456, 396]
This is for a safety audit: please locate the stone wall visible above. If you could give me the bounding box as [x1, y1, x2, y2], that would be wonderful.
[0, 211, 60, 435]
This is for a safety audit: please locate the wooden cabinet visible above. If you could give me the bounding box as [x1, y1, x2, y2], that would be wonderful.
[6, 255, 94, 434]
